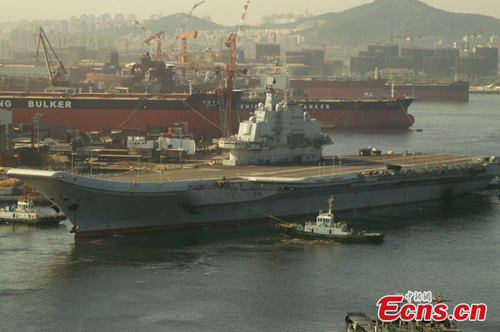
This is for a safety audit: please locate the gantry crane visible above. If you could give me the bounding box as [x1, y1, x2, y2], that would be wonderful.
[34, 27, 69, 87]
[222, 0, 250, 137]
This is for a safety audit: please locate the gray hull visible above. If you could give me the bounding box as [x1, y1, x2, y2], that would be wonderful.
[7, 163, 499, 239]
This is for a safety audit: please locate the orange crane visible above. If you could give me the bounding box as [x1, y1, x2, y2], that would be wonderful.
[183, 1, 249, 137]
[177, 31, 198, 64]
[222, 0, 250, 137]
[133, 2, 204, 62]
[167, 1, 205, 61]
[145, 31, 165, 61]
[132, 20, 171, 60]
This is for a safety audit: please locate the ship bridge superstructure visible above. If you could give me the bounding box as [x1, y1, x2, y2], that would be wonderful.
[219, 88, 331, 165]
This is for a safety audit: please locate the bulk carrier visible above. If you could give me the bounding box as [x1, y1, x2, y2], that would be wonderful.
[387, 81, 470, 101]
[0, 91, 414, 133]
[6, 88, 499, 239]
[284, 78, 469, 101]
[0, 90, 243, 138]
[239, 98, 414, 129]
[0, 76, 415, 134]
[0, 56, 415, 134]
[289, 78, 388, 99]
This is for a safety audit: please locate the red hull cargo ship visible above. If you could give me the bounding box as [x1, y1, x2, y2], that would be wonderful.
[0, 91, 243, 138]
[0, 91, 415, 137]
[386, 81, 470, 101]
[290, 78, 387, 99]
[239, 98, 414, 129]
[289, 78, 469, 102]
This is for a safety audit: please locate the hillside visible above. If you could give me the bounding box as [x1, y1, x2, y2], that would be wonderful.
[93, 0, 500, 45]
[288, 0, 500, 45]
[94, 14, 228, 37]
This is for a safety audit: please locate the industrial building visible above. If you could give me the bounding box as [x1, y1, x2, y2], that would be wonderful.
[255, 43, 280, 63]
[350, 44, 499, 81]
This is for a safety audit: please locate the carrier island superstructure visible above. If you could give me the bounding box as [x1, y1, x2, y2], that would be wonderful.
[219, 88, 331, 165]
[6, 90, 500, 239]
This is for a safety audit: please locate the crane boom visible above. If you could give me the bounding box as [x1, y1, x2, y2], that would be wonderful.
[184, 1, 249, 137]
[177, 31, 198, 64]
[175, 1, 205, 37]
[34, 29, 54, 86]
[167, 1, 205, 61]
[133, 20, 173, 60]
[34, 27, 68, 87]
[132, 20, 152, 38]
[237, 0, 250, 42]
[222, 0, 250, 137]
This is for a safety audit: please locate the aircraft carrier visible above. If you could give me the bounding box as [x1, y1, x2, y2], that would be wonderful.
[7, 153, 499, 239]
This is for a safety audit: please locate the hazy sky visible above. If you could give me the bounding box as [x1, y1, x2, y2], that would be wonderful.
[1, 0, 499, 25]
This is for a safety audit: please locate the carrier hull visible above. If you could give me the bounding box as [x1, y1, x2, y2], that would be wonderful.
[7, 159, 498, 239]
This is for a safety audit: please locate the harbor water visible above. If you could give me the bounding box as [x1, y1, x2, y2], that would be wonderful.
[1, 94, 499, 331]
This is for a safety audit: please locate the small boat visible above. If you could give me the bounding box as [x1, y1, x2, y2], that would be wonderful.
[488, 176, 500, 189]
[345, 312, 461, 332]
[276, 196, 384, 243]
[0, 197, 66, 226]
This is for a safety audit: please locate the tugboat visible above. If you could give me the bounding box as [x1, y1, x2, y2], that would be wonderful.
[489, 176, 500, 189]
[0, 197, 66, 226]
[345, 312, 461, 332]
[276, 196, 384, 243]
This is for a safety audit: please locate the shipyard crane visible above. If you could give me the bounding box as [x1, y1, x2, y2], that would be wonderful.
[145, 31, 165, 61]
[132, 20, 154, 50]
[221, 0, 250, 137]
[177, 31, 198, 64]
[167, 1, 205, 61]
[182, 1, 249, 137]
[34, 27, 69, 87]
[485, 79, 500, 89]
[132, 20, 172, 60]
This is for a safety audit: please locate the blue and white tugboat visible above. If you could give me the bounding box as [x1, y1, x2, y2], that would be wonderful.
[276, 196, 384, 243]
